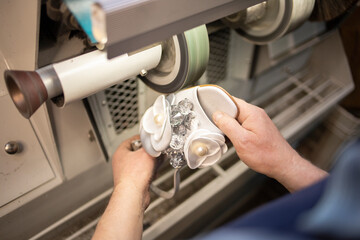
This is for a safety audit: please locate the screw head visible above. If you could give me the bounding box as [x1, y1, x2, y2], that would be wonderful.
[5, 141, 19, 155]
[140, 69, 148, 77]
[88, 130, 95, 142]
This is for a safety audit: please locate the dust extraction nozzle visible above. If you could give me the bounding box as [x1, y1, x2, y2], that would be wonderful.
[5, 70, 49, 119]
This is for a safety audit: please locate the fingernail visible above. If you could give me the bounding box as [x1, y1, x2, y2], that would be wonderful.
[213, 111, 223, 123]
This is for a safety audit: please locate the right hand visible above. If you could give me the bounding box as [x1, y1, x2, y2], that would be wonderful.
[212, 97, 299, 180]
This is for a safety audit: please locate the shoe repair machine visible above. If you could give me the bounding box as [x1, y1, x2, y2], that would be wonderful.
[0, 0, 355, 239]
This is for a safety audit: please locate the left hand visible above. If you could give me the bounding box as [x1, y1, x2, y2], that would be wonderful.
[112, 135, 156, 208]
[93, 136, 156, 240]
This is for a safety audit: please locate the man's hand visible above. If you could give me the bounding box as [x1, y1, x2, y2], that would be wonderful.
[213, 97, 327, 192]
[112, 135, 155, 209]
[93, 136, 156, 240]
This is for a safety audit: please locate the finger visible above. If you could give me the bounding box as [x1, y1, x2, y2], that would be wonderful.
[232, 97, 259, 124]
[213, 111, 248, 148]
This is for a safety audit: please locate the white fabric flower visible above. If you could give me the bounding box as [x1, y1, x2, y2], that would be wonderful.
[140, 95, 172, 157]
[184, 129, 227, 169]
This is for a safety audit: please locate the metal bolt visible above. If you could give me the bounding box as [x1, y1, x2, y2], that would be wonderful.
[88, 130, 95, 142]
[140, 69, 148, 77]
[102, 100, 107, 106]
[4, 141, 19, 155]
[131, 140, 142, 151]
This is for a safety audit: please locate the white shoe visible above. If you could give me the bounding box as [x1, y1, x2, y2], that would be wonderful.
[140, 85, 238, 169]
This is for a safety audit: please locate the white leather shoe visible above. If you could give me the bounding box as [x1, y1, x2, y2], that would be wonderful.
[140, 85, 238, 169]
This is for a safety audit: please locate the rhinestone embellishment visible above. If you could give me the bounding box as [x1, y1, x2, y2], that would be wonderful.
[163, 98, 197, 168]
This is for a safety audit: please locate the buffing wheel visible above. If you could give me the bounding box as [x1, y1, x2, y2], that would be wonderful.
[223, 0, 315, 45]
[140, 25, 209, 93]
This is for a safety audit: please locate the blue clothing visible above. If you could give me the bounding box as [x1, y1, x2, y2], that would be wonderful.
[299, 139, 360, 239]
[202, 139, 360, 240]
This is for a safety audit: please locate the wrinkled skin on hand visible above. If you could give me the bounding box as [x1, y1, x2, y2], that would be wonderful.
[213, 97, 327, 192]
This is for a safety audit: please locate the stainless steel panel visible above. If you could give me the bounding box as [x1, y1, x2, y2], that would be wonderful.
[0, 95, 55, 208]
[96, 0, 263, 58]
[48, 101, 105, 179]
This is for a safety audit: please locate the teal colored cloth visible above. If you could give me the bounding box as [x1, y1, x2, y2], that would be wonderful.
[64, 0, 97, 43]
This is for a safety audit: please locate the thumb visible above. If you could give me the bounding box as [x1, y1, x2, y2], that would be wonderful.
[213, 111, 247, 147]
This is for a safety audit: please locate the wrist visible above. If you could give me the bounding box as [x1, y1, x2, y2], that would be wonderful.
[277, 150, 302, 180]
[265, 148, 299, 179]
[272, 151, 328, 192]
[114, 174, 151, 191]
[114, 179, 151, 210]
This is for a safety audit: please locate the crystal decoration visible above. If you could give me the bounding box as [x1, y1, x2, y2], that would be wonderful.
[164, 147, 175, 156]
[184, 111, 196, 130]
[170, 106, 185, 127]
[163, 98, 198, 168]
[170, 135, 185, 150]
[178, 98, 193, 115]
[174, 124, 187, 136]
[169, 152, 186, 168]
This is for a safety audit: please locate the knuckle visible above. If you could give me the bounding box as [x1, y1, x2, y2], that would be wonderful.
[235, 132, 252, 146]
[256, 107, 266, 116]
[256, 108, 269, 121]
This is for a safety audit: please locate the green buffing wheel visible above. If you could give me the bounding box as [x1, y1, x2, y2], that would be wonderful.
[183, 25, 210, 86]
[140, 24, 209, 93]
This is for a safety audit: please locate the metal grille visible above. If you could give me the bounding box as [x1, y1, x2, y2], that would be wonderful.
[253, 68, 342, 131]
[104, 79, 139, 134]
[206, 28, 230, 83]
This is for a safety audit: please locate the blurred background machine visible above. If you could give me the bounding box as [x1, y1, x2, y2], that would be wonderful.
[0, 0, 359, 239]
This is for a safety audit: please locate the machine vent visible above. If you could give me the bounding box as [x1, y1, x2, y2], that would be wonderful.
[206, 28, 230, 83]
[104, 79, 139, 134]
[253, 68, 342, 131]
